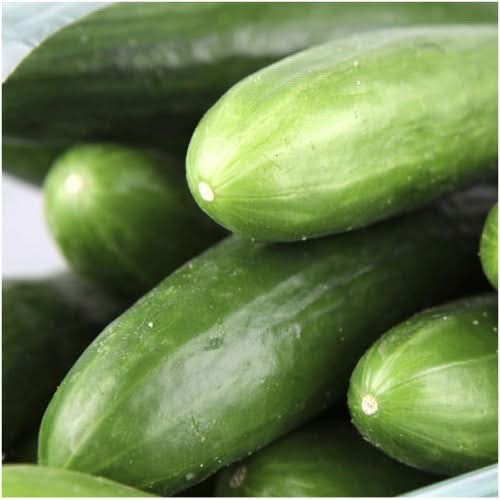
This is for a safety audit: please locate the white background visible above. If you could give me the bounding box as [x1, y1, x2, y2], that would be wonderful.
[3, 174, 66, 277]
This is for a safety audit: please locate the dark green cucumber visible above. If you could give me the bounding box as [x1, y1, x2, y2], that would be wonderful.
[2, 273, 122, 452]
[187, 26, 497, 241]
[215, 415, 438, 497]
[38, 188, 490, 495]
[44, 143, 224, 298]
[3, 138, 68, 185]
[2, 465, 154, 497]
[348, 295, 498, 475]
[480, 204, 498, 289]
[3, 3, 497, 184]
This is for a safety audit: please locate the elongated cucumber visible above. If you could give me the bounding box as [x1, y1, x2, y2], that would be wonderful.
[4, 3, 497, 184]
[2, 273, 122, 452]
[187, 26, 497, 241]
[44, 143, 224, 298]
[480, 203, 498, 289]
[2, 466, 154, 497]
[348, 295, 498, 475]
[38, 188, 490, 495]
[215, 416, 439, 497]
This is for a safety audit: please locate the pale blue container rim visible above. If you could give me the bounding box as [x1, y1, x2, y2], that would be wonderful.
[403, 464, 498, 497]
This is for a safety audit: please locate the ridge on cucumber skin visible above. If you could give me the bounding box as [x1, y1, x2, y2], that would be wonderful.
[187, 26, 498, 242]
[348, 294, 498, 476]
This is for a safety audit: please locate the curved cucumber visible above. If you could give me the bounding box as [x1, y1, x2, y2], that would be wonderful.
[4, 3, 497, 184]
[480, 204, 498, 289]
[44, 143, 224, 298]
[2, 465, 153, 497]
[215, 416, 438, 497]
[39, 189, 489, 495]
[187, 26, 498, 241]
[348, 295, 498, 475]
[2, 274, 122, 452]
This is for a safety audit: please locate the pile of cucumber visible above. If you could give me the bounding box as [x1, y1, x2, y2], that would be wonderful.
[2, 3, 498, 498]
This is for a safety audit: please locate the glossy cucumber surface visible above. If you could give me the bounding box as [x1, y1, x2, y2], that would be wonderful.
[348, 295, 498, 475]
[215, 416, 439, 497]
[187, 26, 497, 241]
[2, 273, 122, 452]
[480, 203, 498, 289]
[44, 143, 224, 298]
[2, 465, 153, 497]
[38, 188, 490, 495]
[3, 3, 497, 183]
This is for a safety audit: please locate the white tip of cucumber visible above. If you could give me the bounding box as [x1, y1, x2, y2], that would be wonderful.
[199, 181, 215, 202]
[64, 174, 84, 194]
[361, 394, 379, 416]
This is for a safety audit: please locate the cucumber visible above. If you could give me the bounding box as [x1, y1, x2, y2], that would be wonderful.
[480, 204, 498, 289]
[4, 4, 497, 184]
[38, 188, 489, 495]
[3, 138, 68, 185]
[215, 415, 439, 497]
[348, 295, 498, 475]
[2, 273, 122, 452]
[44, 143, 224, 298]
[187, 26, 497, 241]
[2, 465, 154, 497]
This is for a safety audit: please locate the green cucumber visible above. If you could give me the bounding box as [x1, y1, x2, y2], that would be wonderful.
[39, 188, 489, 495]
[215, 415, 439, 497]
[4, 3, 497, 184]
[3, 138, 68, 185]
[480, 204, 498, 289]
[2, 465, 154, 497]
[187, 26, 497, 241]
[44, 143, 224, 298]
[348, 295, 498, 475]
[2, 273, 122, 452]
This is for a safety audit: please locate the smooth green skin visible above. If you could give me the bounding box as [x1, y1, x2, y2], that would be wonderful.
[2, 274, 122, 453]
[2, 466, 154, 497]
[44, 143, 224, 298]
[348, 295, 498, 476]
[215, 416, 439, 497]
[480, 204, 498, 289]
[187, 26, 498, 242]
[3, 3, 497, 184]
[39, 189, 490, 496]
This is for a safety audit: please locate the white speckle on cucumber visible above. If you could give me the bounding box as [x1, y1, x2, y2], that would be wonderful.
[147, 322, 154, 328]
[361, 394, 379, 416]
[199, 181, 215, 202]
[185, 472, 195, 481]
